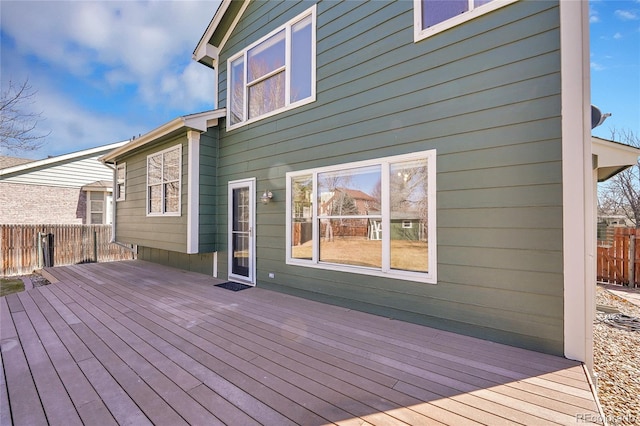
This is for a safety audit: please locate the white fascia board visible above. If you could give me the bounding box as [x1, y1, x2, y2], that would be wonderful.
[592, 137, 640, 169]
[193, 0, 232, 64]
[101, 109, 225, 163]
[560, 0, 592, 369]
[217, 0, 250, 53]
[194, 43, 220, 68]
[183, 109, 225, 132]
[193, 0, 250, 65]
[0, 140, 127, 176]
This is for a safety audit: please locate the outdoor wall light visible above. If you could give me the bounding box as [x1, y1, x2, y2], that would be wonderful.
[260, 190, 273, 204]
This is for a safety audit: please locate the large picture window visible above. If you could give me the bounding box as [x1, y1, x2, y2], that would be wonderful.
[147, 145, 181, 216]
[286, 150, 437, 283]
[414, 0, 517, 42]
[227, 5, 316, 129]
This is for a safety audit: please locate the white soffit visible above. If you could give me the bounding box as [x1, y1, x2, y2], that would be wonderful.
[592, 136, 640, 182]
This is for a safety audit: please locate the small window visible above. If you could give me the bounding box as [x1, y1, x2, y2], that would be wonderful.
[414, 0, 517, 42]
[227, 5, 316, 130]
[116, 163, 126, 201]
[147, 145, 181, 216]
[287, 149, 437, 283]
[87, 191, 105, 224]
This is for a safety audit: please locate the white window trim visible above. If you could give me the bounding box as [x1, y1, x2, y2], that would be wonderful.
[226, 5, 316, 131]
[116, 162, 126, 201]
[146, 144, 182, 217]
[286, 149, 437, 284]
[186, 131, 200, 254]
[86, 190, 107, 225]
[413, 0, 518, 42]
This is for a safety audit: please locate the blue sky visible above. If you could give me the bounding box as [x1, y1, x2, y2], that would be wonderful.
[1, 0, 221, 158]
[590, 0, 640, 140]
[1, 0, 639, 160]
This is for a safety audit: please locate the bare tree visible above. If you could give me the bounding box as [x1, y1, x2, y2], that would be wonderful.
[598, 128, 640, 228]
[0, 78, 49, 153]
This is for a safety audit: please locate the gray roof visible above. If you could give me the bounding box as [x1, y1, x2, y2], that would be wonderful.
[0, 155, 34, 169]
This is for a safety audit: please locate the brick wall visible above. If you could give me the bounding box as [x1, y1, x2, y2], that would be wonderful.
[0, 182, 87, 224]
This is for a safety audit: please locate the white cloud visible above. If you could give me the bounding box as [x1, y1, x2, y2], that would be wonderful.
[591, 62, 606, 72]
[158, 62, 215, 109]
[615, 9, 639, 21]
[614, 32, 623, 39]
[1, 1, 218, 112]
[0, 0, 220, 157]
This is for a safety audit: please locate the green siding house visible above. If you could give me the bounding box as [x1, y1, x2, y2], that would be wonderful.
[103, 0, 640, 373]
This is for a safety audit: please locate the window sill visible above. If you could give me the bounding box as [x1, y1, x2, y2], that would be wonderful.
[286, 258, 437, 284]
[414, 0, 519, 43]
[146, 212, 181, 218]
[226, 96, 315, 132]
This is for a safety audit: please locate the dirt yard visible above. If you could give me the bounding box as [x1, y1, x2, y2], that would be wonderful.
[292, 238, 428, 272]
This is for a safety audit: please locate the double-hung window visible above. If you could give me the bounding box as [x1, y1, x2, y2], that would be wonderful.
[227, 5, 316, 129]
[286, 149, 437, 283]
[116, 163, 126, 201]
[147, 145, 181, 216]
[414, 0, 518, 42]
[87, 191, 105, 224]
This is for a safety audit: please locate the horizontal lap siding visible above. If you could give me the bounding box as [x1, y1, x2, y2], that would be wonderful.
[0, 155, 114, 188]
[115, 136, 188, 253]
[217, 0, 564, 354]
[199, 129, 219, 252]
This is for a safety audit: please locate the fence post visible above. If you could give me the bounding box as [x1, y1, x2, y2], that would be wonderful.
[630, 234, 636, 288]
[37, 232, 43, 269]
[94, 230, 98, 263]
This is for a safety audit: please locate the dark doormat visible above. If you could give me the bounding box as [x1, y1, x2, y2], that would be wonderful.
[215, 281, 253, 292]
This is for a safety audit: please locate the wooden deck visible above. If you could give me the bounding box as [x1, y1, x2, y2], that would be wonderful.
[1, 260, 603, 425]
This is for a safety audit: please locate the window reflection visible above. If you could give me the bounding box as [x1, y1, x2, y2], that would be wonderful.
[228, 8, 315, 127]
[318, 165, 382, 268]
[390, 160, 429, 272]
[291, 175, 313, 260]
[287, 150, 435, 280]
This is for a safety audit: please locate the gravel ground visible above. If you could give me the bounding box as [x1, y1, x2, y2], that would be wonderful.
[29, 272, 51, 287]
[594, 285, 640, 425]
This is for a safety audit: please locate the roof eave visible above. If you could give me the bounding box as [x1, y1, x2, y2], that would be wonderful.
[0, 141, 128, 177]
[101, 109, 226, 163]
[192, 0, 232, 67]
[592, 136, 640, 182]
[193, 0, 250, 68]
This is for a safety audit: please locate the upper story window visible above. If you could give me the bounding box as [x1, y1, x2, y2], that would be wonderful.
[227, 5, 316, 130]
[414, 0, 518, 42]
[116, 163, 126, 201]
[147, 145, 181, 216]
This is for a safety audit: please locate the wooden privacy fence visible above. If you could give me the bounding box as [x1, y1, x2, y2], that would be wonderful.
[0, 224, 135, 276]
[597, 227, 639, 287]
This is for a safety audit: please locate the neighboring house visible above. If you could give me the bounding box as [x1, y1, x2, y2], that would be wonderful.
[598, 215, 634, 228]
[0, 155, 34, 169]
[0, 142, 127, 224]
[103, 0, 640, 372]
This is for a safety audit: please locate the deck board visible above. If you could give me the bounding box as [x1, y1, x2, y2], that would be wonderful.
[0, 260, 604, 425]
